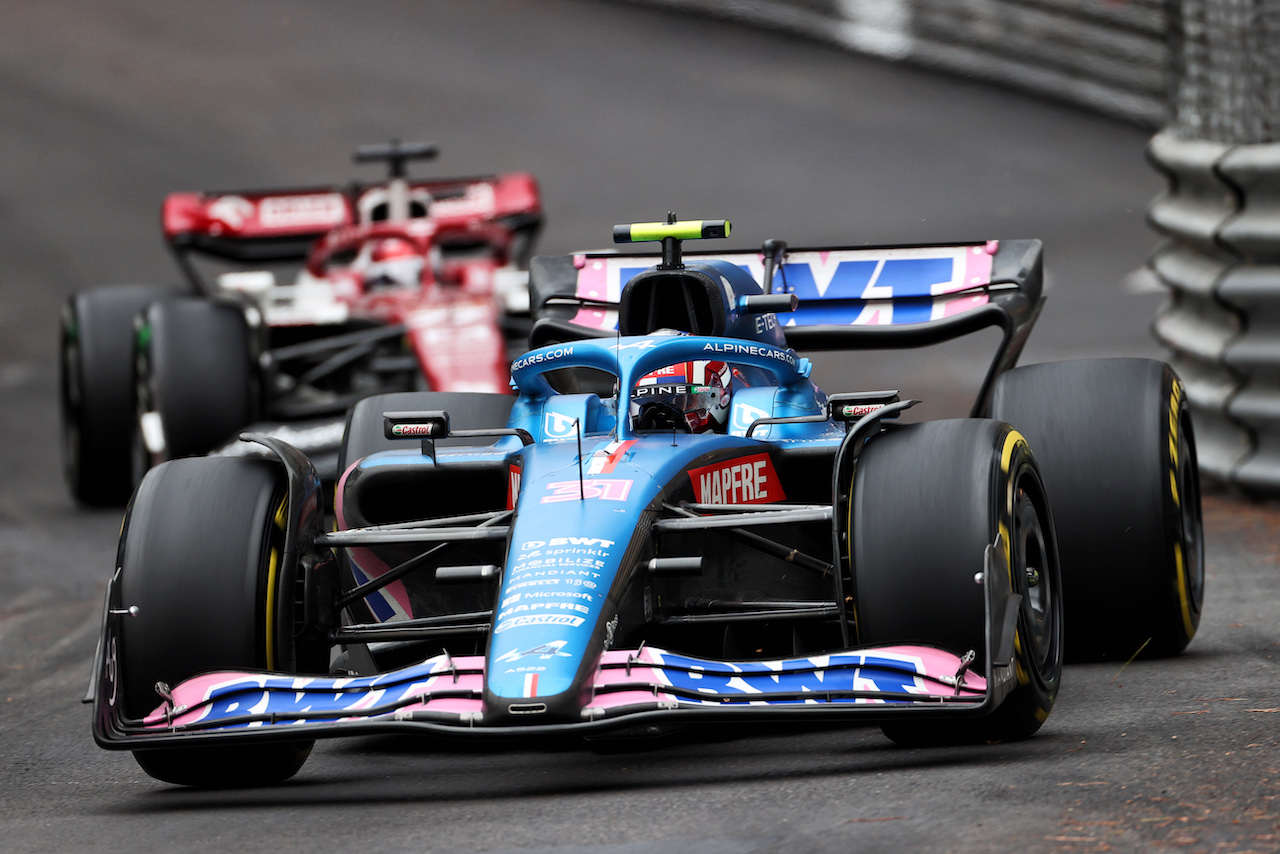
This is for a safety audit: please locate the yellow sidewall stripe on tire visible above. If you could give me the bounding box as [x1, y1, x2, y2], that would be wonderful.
[999, 429, 1026, 475]
[1174, 542, 1194, 640]
[265, 547, 280, 671]
[1167, 379, 1195, 639]
[998, 429, 1026, 578]
[999, 429, 1030, 685]
[266, 495, 287, 671]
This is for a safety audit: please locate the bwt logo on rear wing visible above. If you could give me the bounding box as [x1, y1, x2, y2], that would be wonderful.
[547, 242, 1020, 335]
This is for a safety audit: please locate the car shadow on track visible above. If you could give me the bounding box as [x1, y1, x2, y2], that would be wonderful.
[102, 723, 1074, 811]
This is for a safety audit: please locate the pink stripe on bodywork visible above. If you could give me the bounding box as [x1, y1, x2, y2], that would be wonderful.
[570, 256, 614, 329]
[334, 458, 414, 620]
[964, 241, 996, 289]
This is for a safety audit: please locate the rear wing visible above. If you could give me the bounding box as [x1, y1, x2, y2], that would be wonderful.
[162, 173, 543, 265]
[529, 239, 1044, 416]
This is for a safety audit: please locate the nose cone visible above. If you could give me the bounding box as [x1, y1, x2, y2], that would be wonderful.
[483, 519, 623, 725]
[481, 438, 657, 726]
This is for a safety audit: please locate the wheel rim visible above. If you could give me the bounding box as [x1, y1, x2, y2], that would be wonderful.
[1012, 474, 1060, 675]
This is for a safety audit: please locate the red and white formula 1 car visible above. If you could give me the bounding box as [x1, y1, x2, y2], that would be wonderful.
[59, 141, 542, 503]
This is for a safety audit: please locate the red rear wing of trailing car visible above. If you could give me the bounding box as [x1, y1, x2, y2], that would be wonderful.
[162, 173, 543, 263]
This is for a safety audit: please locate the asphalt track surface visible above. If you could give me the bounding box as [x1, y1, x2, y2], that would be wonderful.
[1, 2, 1278, 852]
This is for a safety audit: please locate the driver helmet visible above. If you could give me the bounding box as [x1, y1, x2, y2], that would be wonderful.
[631, 358, 733, 433]
[362, 236, 423, 289]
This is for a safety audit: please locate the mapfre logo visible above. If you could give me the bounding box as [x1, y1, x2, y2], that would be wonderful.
[688, 453, 785, 505]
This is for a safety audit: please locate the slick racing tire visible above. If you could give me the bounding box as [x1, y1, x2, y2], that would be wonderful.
[849, 419, 1064, 746]
[133, 297, 255, 479]
[117, 457, 315, 787]
[336, 391, 516, 623]
[988, 359, 1204, 660]
[60, 285, 170, 506]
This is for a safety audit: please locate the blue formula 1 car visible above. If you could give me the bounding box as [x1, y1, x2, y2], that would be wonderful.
[89, 218, 1204, 787]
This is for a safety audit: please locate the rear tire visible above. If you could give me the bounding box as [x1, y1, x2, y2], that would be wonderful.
[848, 419, 1064, 746]
[59, 286, 169, 506]
[134, 298, 255, 478]
[988, 359, 1204, 660]
[118, 456, 313, 787]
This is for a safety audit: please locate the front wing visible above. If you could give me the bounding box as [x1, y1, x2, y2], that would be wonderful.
[93, 640, 1015, 749]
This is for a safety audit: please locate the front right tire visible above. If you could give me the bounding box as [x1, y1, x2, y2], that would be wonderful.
[848, 418, 1064, 746]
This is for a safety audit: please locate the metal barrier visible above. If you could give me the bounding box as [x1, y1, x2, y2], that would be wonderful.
[1149, 134, 1280, 492]
[1149, 0, 1280, 492]
[610, 0, 1170, 125]
[616, 0, 1280, 490]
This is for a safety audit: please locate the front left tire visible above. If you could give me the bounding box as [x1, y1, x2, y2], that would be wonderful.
[118, 456, 315, 787]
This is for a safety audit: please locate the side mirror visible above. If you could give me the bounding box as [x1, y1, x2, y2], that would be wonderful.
[384, 410, 450, 458]
[827, 391, 901, 423]
[739, 293, 798, 314]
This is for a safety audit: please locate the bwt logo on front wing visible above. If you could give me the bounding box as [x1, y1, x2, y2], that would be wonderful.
[689, 453, 785, 504]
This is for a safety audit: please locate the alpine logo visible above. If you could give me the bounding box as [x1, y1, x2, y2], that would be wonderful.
[730, 403, 770, 436]
[544, 411, 579, 439]
[689, 453, 785, 505]
[495, 641, 572, 664]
